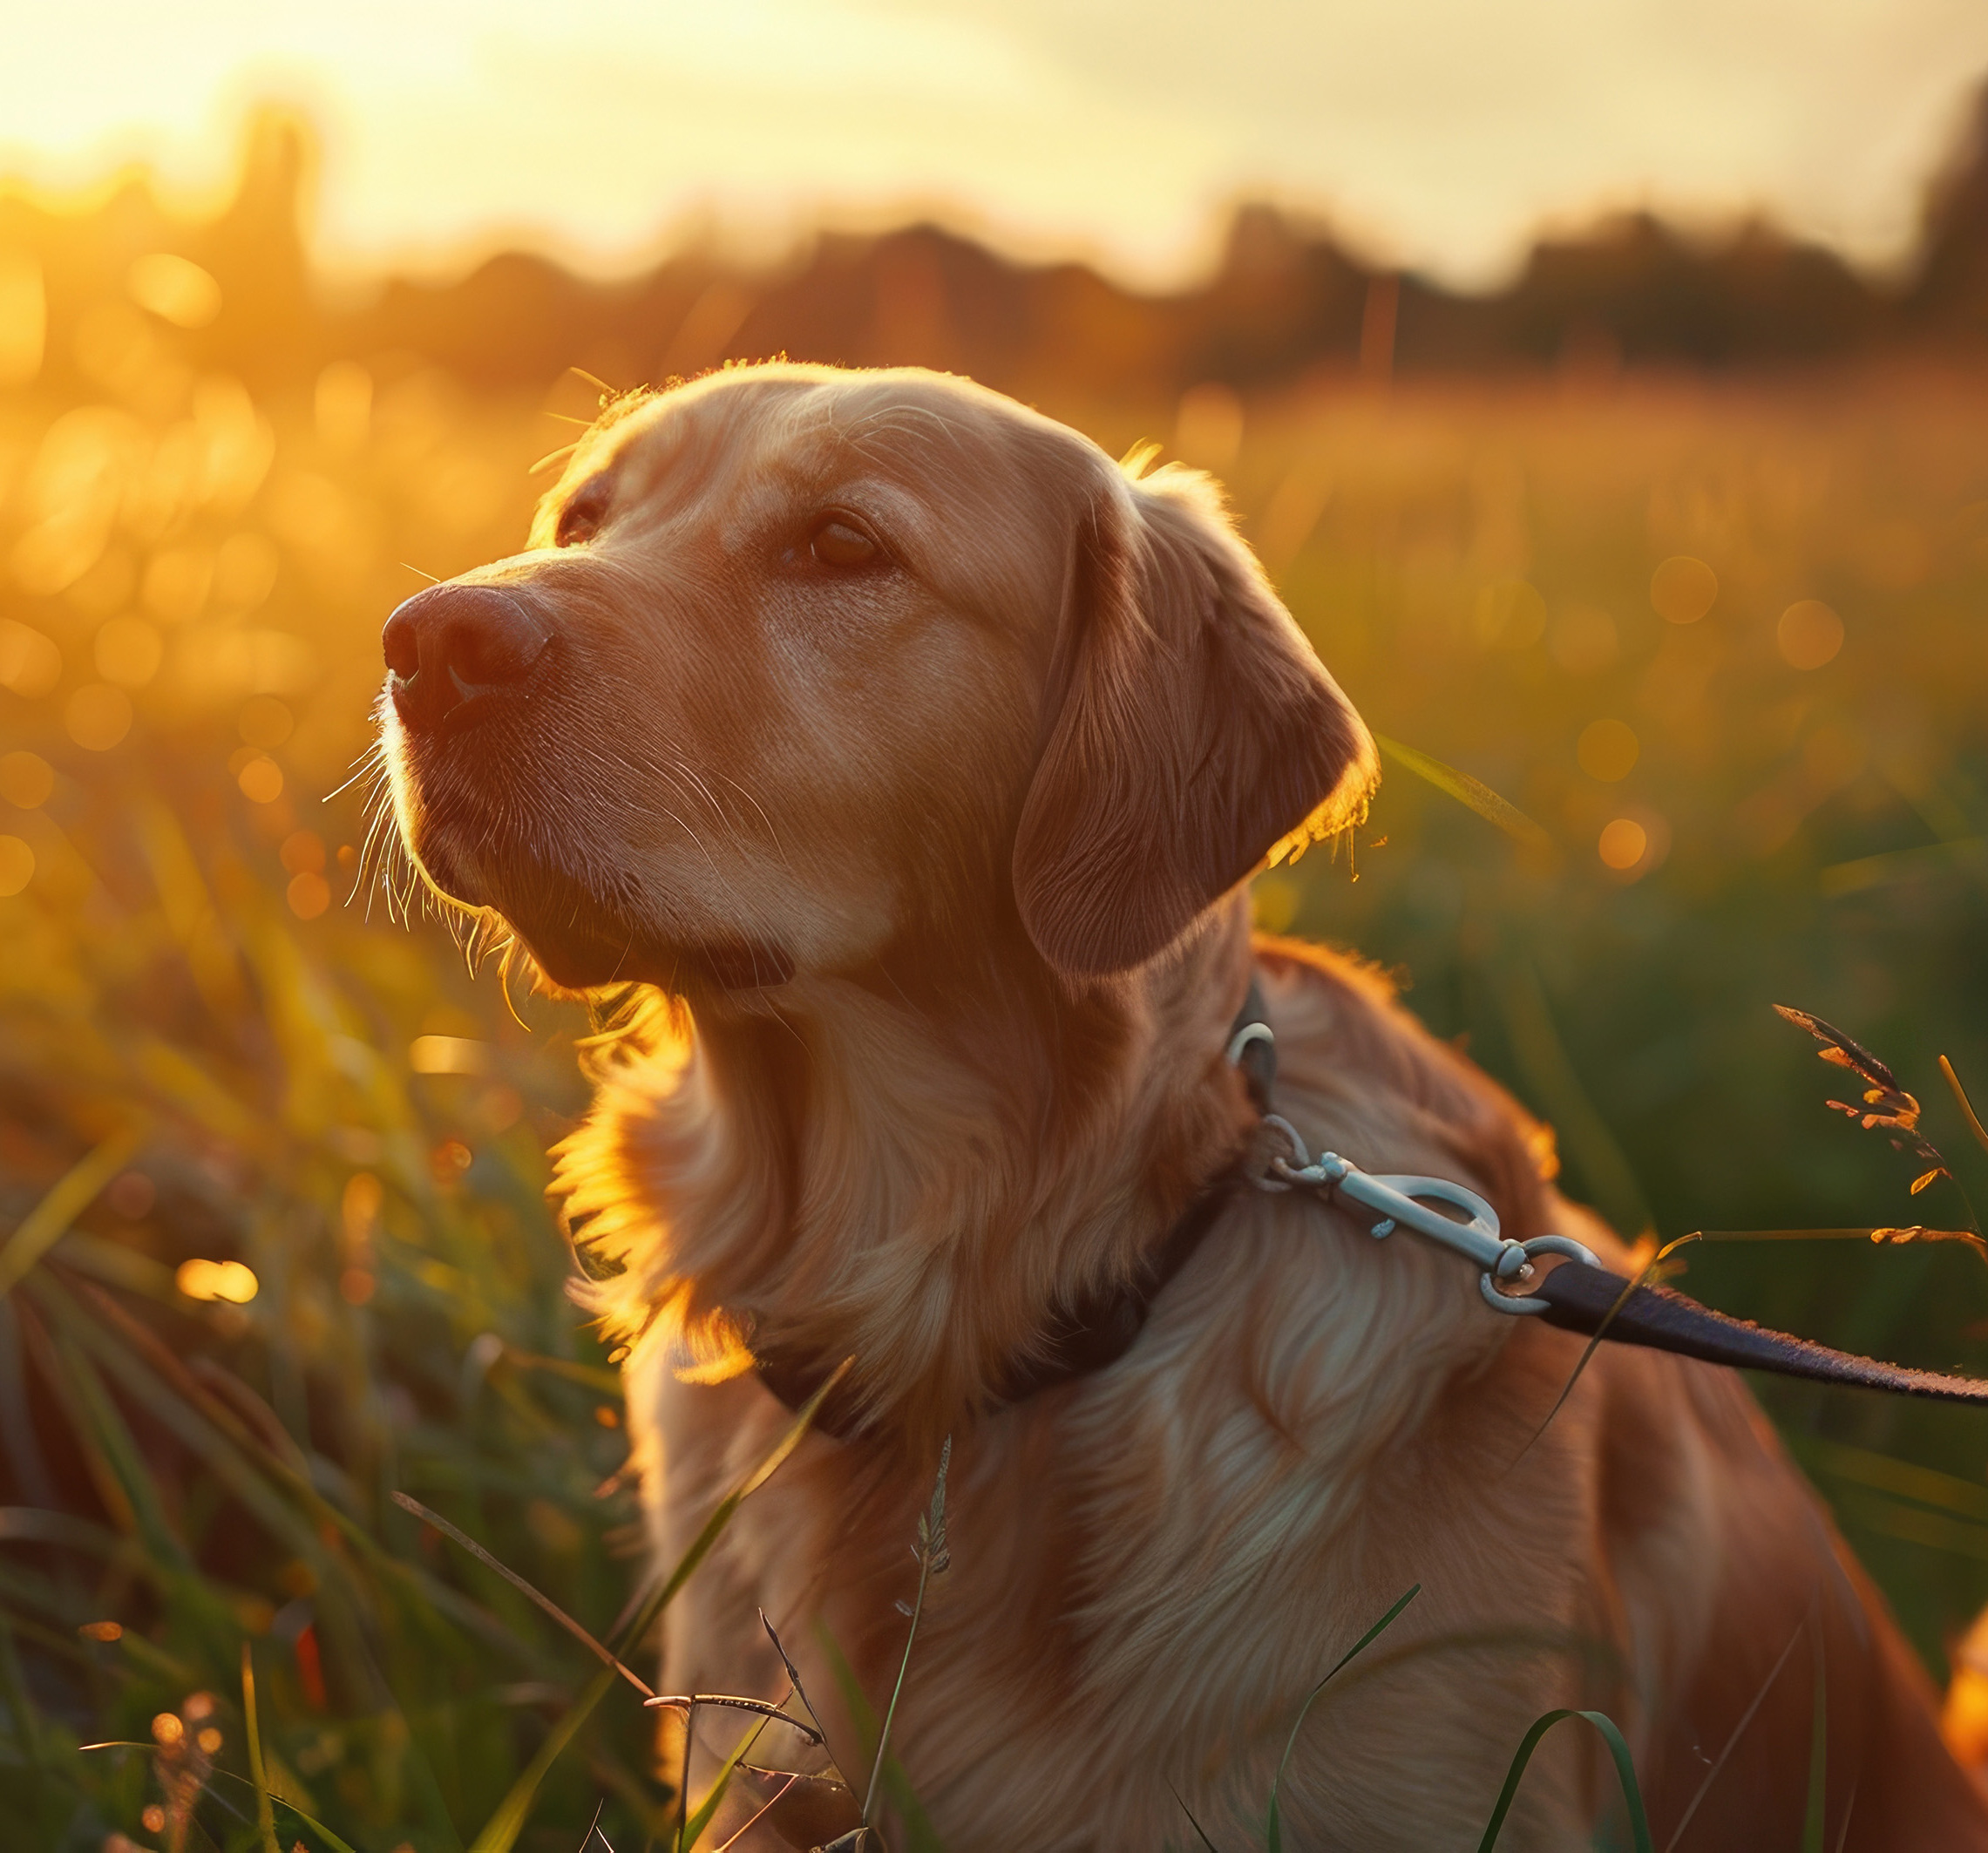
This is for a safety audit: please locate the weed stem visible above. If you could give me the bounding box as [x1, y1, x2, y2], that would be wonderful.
[862, 1436, 951, 1832]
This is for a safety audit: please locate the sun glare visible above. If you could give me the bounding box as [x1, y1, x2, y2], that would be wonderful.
[3, 2, 1984, 287]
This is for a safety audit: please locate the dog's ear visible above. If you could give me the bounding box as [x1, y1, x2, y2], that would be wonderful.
[1013, 464, 1376, 976]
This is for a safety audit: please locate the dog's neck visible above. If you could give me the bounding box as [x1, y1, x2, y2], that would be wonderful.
[558, 899, 1261, 1446]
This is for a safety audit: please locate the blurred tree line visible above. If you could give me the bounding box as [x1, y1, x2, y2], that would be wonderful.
[7, 82, 1988, 416]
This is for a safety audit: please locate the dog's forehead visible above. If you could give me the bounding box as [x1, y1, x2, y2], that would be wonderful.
[604, 370, 1086, 515]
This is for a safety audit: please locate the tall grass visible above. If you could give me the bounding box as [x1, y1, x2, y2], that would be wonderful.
[3, 178, 1988, 1846]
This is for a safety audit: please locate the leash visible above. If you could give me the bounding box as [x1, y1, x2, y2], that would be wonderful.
[754, 974, 1988, 1436]
[1249, 1015, 1988, 1408]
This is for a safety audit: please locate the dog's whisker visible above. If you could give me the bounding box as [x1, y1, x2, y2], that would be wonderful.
[715, 769, 788, 861]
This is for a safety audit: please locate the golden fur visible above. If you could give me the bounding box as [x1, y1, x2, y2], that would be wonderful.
[383, 363, 1988, 1849]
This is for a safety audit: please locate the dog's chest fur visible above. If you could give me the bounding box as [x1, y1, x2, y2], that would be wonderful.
[587, 945, 1731, 1848]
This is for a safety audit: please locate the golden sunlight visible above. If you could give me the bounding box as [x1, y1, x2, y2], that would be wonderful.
[9, 7, 1988, 1847]
[5, 1, 1986, 287]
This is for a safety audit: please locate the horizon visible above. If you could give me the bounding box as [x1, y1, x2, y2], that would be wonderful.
[8, 1, 1988, 294]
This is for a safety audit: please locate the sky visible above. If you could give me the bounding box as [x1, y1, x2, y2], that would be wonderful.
[3, 0, 1987, 289]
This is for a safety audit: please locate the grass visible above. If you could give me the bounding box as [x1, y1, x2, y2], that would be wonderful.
[4, 177, 1988, 1847]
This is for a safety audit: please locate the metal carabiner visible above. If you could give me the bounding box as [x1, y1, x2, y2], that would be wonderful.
[1476, 1234, 1604, 1314]
[1256, 1118, 1600, 1312]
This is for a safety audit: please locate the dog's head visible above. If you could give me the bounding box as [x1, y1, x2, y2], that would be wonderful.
[378, 364, 1374, 998]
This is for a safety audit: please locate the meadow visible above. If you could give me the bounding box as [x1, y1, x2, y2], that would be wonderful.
[4, 176, 1988, 1850]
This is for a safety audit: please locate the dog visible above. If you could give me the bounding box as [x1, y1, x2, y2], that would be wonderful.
[380, 363, 1988, 1849]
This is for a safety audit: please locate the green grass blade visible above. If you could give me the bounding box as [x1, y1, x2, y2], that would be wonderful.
[1372, 735, 1550, 848]
[1167, 1780, 1227, 1852]
[862, 1436, 949, 1826]
[79, 1753, 365, 1853]
[464, 1361, 848, 1853]
[44, 1276, 329, 1565]
[863, 1545, 933, 1826]
[499, 1347, 626, 1397]
[1941, 1055, 1988, 1154]
[677, 1710, 764, 1850]
[816, 1619, 876, 1755]
[1265, 1585, 1419, 1851]
[813, 1620, 943, 1853]
[612, 1359, 849, 1660]
[242, 1643, 282, 1853]
[36, 1315, 197, 1581]
[41, 1274, 459, 1797]
[58, 1269, 519, 1653]
[234, 1782, 371, 1853]
[391, 1490, 654, 1697]
[1520, 1233, 1701, 1459]
[0, 1126, 145, 1298]
[466, 1660, 618, 1853]
[1473, 1708, 1652, 1853]
[0, 1615, 43, 1768]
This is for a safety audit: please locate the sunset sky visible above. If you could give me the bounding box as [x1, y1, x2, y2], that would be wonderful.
[6, 0, 1988, 288]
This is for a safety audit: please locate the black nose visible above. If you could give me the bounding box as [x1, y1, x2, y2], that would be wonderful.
[383, 583, 553, 733]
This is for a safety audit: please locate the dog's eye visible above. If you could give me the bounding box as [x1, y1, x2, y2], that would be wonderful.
[809, 517, 880, 570]
[555, 479, 612, 547]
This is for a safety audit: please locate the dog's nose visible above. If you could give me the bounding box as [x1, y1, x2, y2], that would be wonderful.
[383, 583, 553, 732]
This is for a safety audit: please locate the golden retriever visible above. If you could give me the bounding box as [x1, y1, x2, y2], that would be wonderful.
[381, 363, 1988, 1849]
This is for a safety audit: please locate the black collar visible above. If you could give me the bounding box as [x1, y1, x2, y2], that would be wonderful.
[753, 978, 1274, 1439]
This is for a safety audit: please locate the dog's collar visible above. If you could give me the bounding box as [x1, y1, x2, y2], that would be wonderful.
[751, 979, 1273, 1440]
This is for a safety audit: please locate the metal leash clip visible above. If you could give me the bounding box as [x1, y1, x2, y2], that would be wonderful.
[1255, 1114, 1599, 1313]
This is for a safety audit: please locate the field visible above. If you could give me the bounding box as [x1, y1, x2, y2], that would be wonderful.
[4, 187, 1988, 1849]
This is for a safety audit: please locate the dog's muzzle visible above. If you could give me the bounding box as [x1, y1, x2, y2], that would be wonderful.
[383, 582, 553, 734]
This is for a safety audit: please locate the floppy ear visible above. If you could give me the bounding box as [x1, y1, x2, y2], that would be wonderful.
[1012, 464, 1376, 976]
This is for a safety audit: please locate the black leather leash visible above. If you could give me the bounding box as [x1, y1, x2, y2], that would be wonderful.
[1530, 1260, 1988, 1405]
[755, 974, 1988, 1435]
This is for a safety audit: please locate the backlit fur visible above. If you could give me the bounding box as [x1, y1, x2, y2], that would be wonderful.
[383, 363, 1986, 1849]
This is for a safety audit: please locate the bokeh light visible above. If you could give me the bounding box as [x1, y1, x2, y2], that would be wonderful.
[94, 614, 163, 686]
[1598, 816, 1649, 870]
[1577, 718, 1640, 783]
[235, 754, 282, 802]
[1650, 555, 1718, 626]
[1778, 598, 1847, 669]
[0, 750, 54, 807]
[126, 252, 221, 329]
[173, 1258, 259, 1303]
[0, 836, 34, 896]
[63, 682, 132, 750]
[0, 619, 62, 695]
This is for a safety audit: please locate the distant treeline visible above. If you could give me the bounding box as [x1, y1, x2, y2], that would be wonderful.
[7, 83, 1988, 402]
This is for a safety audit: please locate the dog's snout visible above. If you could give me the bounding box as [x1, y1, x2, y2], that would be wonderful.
[383, 583, 553, 733]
